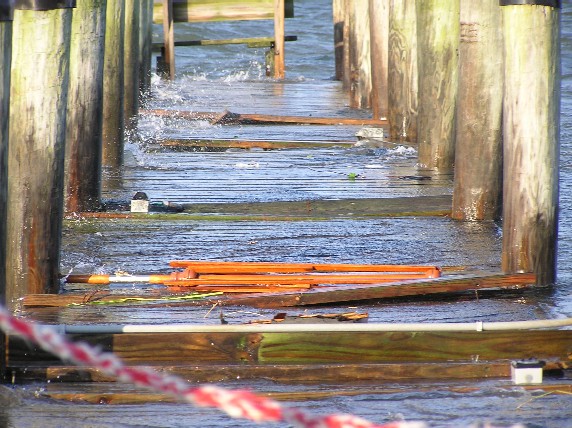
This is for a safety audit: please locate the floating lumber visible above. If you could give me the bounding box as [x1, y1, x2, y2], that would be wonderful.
[24, 272, 536, 308]
[157, 137, 356, 150]
[140, 108, 388, 126]
[35, 382, 572, 403]
[152, 35, 298, 50]
[152, 0, 295, 23]
[223, 272, 537, 308]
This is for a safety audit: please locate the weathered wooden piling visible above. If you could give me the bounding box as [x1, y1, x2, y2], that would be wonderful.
[452, 0, 503, 221]
[124, 0, 140, 130]
[332, 0, 344, 81]
[347, 0, 371, 109]
[500, 1, 560, 285]
[368, 0, 389, 120]
[139, 0, 154, 94]
[102, 0, 125, 167]
[273, 0, 285, 79]
[341, 0, 350, 90]
[161, 0, 175, 79]
[387, 0, 417, 143]
[0, 2, 13, 304]
[6, 1, 73, 307]
[415, 0, 459, 171]
[0, 0, 12, 381]
[65, 0, 106, 213]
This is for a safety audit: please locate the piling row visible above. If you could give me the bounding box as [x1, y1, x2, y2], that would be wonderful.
[0, 1, 563, 312]
[335, 0, 561, 284]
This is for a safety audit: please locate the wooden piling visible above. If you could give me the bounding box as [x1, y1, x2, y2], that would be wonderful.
[273, 0, 285, 79]
[102, 0, 125, 167]
[139, 0, 153, 95]
[368, 0, 389, 120]
[387, 0, 417, 143]
[452, 0, 503, 221]
[161, 0, 175, 79]
[416, 0, 459, 171]
[332, 0, 345, 81]
[341, 0, 351, 90]
[124, 0, 140, 131]
[65, 0, 107, 213]
[6, 2, 73, 307]
[0, 2, 13, 380]
[500, 1, 560, 285]
[347, 0, 371, 109]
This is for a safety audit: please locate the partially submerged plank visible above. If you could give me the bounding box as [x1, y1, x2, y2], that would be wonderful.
[157, 138, 355, 150]
[225, 273, 537, 308]
[140, 108, 387, 126]
[22, 273, 536, 308]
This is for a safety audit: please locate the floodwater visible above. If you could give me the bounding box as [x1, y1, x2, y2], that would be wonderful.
[5, 0, 572, 427]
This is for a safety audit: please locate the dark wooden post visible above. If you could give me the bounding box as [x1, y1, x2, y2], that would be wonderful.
[388, 0, 417, 143]
[369, 0, 389, 120]
[0, 0, 12, 383]
[6, 0, 74, 308]
[102, 0, 125, 167]
[348, 0, 371, 109]
[65, 0, 106, 214]
[416, 0, 459, 172]
[452, 0, 503, 221]
[332, 0, 345, 81]
[501, 0, 560, 285]
[124, 0, 140, 130]
[342, 0, 351, 90]
[139, 0, 153, 95]
[0, 1, 13, 309]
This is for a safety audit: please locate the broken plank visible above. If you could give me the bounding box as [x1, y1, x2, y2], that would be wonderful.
[140, 108, 387, 126]
[157, 138, 356, 150]
[223, 273, 537, 308]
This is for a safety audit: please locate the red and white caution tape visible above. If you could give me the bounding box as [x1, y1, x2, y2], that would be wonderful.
[0, 304, 425, 428]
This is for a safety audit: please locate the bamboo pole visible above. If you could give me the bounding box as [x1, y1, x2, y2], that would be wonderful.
[500, 1, 560, 285]
[332, 0, 345, 81]
[0, 0, 13, 382]
[124, 0, 140, 131]
[452, 0, 503, 221]
[65, 0, 106, 213]
[162, 0, 175, 79]
[102, 0, 125, 167]
[387, 0, 417, 143]
[416, 0, 459, 172]
[369, 0, 389, 120]
[273, 0, 285, 78]
[348, 0, 371, 108]
[7, 3, 73, 307]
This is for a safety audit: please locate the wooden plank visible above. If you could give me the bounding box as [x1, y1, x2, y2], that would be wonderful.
[8, 362, 516, 384]
[157, 137, 354, 150]
[140, 108, 387, 126]
[8, 329, 572, 367]
[152, 0, 294, 23]
[151, 35, 297, 49]
[40, 382, 572, 403]
[225, 273, 537, 308]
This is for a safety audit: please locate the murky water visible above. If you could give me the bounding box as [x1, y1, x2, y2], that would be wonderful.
[6, 1, 572, 427]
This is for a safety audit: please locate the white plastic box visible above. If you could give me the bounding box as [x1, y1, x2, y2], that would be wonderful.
[511, 360, 545, 385]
